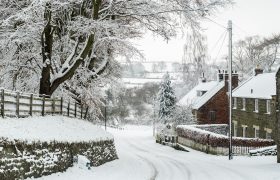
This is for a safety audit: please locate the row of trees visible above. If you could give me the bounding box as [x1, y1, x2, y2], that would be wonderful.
[0, 0, 232, 119]
[233, 34, 280, 78]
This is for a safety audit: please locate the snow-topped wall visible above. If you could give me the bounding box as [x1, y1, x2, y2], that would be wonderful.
[0, 116, 118, 179]
[0, 139, 118, 180]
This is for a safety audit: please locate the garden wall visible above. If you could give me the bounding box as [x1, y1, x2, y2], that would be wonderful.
[177, 125, 275, 155]
[0, 138, 118, 180]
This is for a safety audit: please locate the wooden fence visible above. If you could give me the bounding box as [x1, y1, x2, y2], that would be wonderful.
[0, 89, 88, 119]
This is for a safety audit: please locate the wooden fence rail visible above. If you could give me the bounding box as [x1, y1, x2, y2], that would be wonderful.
[0, 89, 88, 119]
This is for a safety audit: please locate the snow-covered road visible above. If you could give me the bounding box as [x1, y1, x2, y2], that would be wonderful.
[37, 126, 280, 180]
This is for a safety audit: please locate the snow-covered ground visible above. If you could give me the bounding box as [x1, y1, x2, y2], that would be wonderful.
[0, 116, 112, 142]
[34, 125, 280, 180]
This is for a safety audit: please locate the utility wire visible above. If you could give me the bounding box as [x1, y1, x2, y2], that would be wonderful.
[213, 30, 228, 63]
[204, 16, 227, 29]
[210, 29, 227, 52]
[232, 22, 249, 36]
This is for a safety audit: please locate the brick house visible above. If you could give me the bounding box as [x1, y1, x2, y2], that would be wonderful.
[232, 68, 276, 139]
[178, 71, 238, 124]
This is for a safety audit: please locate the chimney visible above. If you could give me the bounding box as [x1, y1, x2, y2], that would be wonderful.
[201, 72, 206, 83]
[218, 70, 224, 82]
[218, 70, 239, 90]
[254, 66, 263, 76]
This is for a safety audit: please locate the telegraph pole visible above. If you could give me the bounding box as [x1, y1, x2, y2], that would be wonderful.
[153, 97, 156, 137]
[228, 20, 233, 160]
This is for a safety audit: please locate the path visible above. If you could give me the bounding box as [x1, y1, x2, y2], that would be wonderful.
[37, 125, 280, 180]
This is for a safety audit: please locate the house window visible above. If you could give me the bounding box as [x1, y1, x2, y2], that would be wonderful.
[266, 100, 271, 114]
[233, 98, 237, 109]
[266, 132, 272, 140]
[254, 99, 258, 112]
[201, 91, 207, 96]
[233, 121, 238, 137]
[242, 125, 247, 138]
[265, 128, 272, 139]
[253, 125, 259, 138]
[242, 98, 246, 110]
[197, 91, 207, 97]
[209, 111, 216, 121]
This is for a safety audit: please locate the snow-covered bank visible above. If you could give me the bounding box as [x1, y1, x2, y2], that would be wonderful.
[0, 116, 112, 142]
[35, 125, 280, 180]
[0, 116, 117, 180]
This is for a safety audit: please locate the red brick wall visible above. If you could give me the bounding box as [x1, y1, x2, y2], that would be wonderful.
[196, 86, 229, 124]
[196, 75, 238, 124]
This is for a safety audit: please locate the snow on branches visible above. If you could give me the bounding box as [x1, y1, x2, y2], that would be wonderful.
[157, 73, 176, 123]
[0, 0, 232, 120]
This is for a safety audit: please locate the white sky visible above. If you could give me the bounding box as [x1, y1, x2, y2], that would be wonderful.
[135, 0, 280, 63]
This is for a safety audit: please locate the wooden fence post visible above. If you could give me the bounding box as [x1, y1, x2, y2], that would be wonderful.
[67, 101, 70, 117]
[83, 106, 88, 119]
[74, 102, 77, 117]
[60, 97, 63, 115]
[30, 94, 33, 116]
[42, 94, 45, 116]
[16, 92, 20, 117]
[81, 104, 83, 119]
[1, 89, 4, 118]
[52, 98, 55, 115]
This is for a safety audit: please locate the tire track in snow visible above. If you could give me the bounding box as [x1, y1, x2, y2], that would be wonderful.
[157, 155, 192, 180]
[136, 155, 158, 180]
[125, 139, 192, 180]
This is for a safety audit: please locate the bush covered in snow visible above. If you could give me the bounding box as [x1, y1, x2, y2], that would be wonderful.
[177, 125, 275, 148]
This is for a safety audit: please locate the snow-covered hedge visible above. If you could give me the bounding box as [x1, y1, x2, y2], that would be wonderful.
[177, 125, 274, 148]
[0, 138, 118, 180]
[0, 116, 118, 179]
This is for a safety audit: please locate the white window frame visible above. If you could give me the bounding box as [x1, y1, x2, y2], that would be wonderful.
[254, 99, 259, 113]
[233, 98, 237, 109]
[242, 98, 246, 111]
[266, 100, 271, 114]
[233, 121, 238, 137]
[253, 125, 259, 138]
[264, 128, 272, 139]
[242, 125, 247, 138]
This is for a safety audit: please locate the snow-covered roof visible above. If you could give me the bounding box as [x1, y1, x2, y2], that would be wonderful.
[178, 81, 224, 109]
[232, 72, 276, 99]
[193, 81, 224, 109]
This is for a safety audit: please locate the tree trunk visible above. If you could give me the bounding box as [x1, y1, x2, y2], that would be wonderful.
[39, 4, 53, 96]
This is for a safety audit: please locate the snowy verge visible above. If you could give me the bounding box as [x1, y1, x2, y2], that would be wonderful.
[0, 116, 112, 142]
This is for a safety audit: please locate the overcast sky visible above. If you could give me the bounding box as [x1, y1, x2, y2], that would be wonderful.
[135, 0, 280, 64]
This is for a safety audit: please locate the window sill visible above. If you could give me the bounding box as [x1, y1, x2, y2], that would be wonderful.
[265, 112, 271, 115]
[241, 109, 246, 111]
[233, 107, 237, 110]
[254, 111, 259, 113]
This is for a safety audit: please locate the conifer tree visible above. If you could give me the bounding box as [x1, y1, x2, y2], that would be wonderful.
[157, 73, 176, 123]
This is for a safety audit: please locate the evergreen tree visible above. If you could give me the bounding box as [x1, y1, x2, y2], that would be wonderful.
[157, 73, 176, 123]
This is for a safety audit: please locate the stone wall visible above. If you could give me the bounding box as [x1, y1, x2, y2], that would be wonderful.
[0, 138, 118, 180]
[195, 124, 228, 135]
[232, 97, 276, 139]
